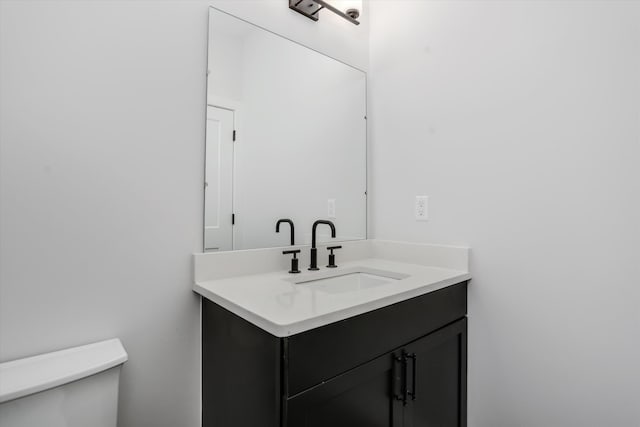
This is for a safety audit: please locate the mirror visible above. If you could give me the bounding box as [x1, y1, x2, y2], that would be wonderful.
[205, 8, 367, 251]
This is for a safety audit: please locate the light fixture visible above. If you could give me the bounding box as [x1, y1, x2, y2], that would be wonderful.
[289, 0, 362, 25]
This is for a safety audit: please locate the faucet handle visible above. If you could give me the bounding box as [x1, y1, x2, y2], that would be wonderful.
[282, 249, 301, 274]
[326, 246, 342, 268]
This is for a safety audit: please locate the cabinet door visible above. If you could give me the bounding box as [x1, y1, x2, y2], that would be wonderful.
[286, 352, 403, 427]
[403, 318, 467, 427]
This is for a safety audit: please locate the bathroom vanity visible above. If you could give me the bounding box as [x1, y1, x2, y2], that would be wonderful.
[194, 240, 471, 427]
[199, 8, 470, 426]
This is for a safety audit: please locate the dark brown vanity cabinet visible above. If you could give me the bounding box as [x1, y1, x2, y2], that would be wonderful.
[287, 318, 467, 427]
[202, 281, 468, 427]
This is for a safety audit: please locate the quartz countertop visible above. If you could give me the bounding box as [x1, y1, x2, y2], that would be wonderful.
[194, 247, 470, 337]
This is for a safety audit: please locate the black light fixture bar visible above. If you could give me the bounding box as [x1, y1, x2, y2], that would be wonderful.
[289, 0, 360, 25]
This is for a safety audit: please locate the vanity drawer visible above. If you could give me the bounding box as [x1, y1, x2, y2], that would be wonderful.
[284, 281, 467, 396]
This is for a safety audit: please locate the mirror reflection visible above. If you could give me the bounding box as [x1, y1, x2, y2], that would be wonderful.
[205, 8, 367, 251]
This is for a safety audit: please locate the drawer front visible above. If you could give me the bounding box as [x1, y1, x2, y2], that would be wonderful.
[285, 281, 467, 396]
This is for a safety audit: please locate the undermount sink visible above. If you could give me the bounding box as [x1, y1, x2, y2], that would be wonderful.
[292, 268, 410, 294]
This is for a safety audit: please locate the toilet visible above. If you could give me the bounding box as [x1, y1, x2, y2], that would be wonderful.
[0, 338, 128, 427]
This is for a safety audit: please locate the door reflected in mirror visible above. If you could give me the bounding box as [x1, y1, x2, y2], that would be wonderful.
[205, 7, 367, 251]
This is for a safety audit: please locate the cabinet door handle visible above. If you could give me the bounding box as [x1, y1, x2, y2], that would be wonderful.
[401, 352, 409, 405]
[392, 354, 405, 404]
[407, 353, 417, 401]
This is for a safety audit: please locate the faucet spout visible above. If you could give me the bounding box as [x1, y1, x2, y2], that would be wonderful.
[311, 220, 336, 249]
[309, 220, 336, 270]
[276, 219, 295, 246]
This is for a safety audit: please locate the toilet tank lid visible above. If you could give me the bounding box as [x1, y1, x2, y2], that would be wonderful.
[0, 338, 128, 403]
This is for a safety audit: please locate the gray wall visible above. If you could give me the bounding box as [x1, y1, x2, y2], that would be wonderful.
[369, 1, 640, 426]
[0, 1, 368, 426]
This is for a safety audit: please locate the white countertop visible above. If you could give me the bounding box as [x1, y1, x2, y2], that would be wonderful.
[194, 250, 470, 337]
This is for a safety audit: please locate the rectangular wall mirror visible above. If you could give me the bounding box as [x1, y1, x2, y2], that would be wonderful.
[205, 7, 367, 251]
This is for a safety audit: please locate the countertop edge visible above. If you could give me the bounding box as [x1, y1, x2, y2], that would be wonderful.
[194, 272, 471, 337]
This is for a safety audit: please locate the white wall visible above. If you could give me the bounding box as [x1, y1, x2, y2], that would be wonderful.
[0, 1, 368, 427]
[369, 1, 640, 426]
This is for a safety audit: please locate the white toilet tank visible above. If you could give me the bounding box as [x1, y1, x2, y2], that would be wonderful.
[0, 338, 128, 427]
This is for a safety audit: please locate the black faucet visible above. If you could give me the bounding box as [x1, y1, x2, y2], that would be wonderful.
[308, 220, 336, 270]
[276, 219, 295, 246]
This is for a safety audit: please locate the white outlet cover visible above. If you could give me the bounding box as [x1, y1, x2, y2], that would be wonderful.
[415, 196, 429, 221]
[328, 199, 336, 218]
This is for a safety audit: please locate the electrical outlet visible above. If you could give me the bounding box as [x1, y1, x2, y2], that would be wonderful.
[327, 199, 336, 218]
[415, 196, 429, 221]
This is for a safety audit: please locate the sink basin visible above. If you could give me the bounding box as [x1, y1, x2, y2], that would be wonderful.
[292, 268, 410, 294]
